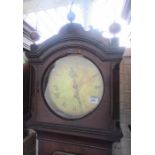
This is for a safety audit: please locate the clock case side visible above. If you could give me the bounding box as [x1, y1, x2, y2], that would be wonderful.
[25, 23, 124, 142]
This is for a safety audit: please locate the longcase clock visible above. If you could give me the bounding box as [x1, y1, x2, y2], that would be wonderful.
[26, 23, 124, 155]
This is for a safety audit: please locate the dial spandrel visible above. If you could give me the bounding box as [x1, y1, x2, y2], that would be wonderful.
[44, 54, 104, 119]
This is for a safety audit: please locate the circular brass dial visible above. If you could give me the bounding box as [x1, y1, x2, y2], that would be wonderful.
[44, 54, 104, 119]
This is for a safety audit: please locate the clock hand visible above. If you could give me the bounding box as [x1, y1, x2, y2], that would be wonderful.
[69, 68, 83, 111]
[73, 79, 82, 106]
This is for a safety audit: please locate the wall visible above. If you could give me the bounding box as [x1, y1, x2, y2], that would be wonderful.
[113, 48, 131, 155]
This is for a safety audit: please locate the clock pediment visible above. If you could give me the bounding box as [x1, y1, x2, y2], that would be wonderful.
[26, 23, 124, 63]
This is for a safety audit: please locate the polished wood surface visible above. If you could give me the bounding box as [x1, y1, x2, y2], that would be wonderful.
[23, 130, 36, 155]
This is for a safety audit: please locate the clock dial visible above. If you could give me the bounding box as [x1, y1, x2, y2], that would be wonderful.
[44, 54, 104, 119]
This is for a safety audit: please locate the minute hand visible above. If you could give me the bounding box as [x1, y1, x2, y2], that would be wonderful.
[73, 79, 82, 106]
[69, 68, 83, 111]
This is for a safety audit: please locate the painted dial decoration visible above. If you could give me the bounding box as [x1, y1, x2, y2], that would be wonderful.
[44, 54, 104, 119]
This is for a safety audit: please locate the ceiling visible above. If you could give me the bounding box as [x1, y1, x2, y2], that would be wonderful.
[23, 0, 70, 14]
[23, 0, 130, 47]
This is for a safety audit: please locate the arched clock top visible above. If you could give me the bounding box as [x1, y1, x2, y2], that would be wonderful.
[25, 23, 124, 63]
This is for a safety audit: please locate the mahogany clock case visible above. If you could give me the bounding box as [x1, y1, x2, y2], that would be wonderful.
[25, 23, 124, 155]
